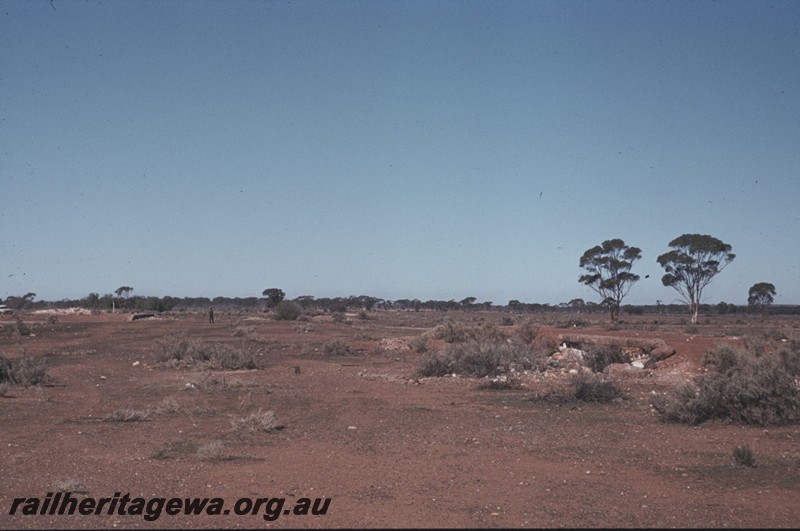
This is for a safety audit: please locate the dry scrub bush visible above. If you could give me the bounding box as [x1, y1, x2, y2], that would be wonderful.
[528, 372, 622, 403]
[230, 409, 278, 433]
[152, 396, 181, 414]
[13, 317, 31, 337]
[431, 320, 469, 343]
[732, 444, 756, 467]
[408, 335, 428, 353]
[514, 319, 538, 345]
[232, 324, 254, 337]
[572, 371, 622, 402]
[106, 407, 151, 422]
[432, 321, 508, 345]
[581, 344, 628, 373]
[477, 375, 522, 391]
[0, 353, 49, 386]
[323, 339, 351, 356]
[155, 332, 256, 370]
[416, 338, 546, 378]
[197, 441, 232, 462]
[274, 300, 303, 321]
[651, 341, 800, 425]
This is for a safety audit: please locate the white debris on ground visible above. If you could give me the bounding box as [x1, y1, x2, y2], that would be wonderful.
[31, 308, 93, 315]
[379, 337, 412, 351]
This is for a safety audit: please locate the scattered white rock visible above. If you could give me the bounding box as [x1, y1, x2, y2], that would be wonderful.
[132, 361, 140, 367]
[347, 426, 357, 430]
[99, 375, 107, 380]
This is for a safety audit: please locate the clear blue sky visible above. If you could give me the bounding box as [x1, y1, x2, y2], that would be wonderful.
[2, 0, 799, 306]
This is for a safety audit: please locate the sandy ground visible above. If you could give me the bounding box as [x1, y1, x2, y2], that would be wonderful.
[1, 309, 799, 529]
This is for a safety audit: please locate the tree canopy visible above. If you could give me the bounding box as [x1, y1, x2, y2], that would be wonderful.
[579, 238, 642, 322]
[262, 288, 286, 308]
[115, 286, 133, 298]
[748, 282, 776, 320]
[657, 234, 735, 324]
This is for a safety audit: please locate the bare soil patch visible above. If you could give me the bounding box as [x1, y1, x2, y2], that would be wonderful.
[1, 310, 799, 528]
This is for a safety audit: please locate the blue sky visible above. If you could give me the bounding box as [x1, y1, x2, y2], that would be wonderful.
[2, 0, 799, 306]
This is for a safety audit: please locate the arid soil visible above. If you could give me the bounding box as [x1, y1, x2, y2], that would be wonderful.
[1, 309, 799, 529]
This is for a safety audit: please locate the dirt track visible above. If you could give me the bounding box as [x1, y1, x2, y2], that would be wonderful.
[1, 310, 799, 528]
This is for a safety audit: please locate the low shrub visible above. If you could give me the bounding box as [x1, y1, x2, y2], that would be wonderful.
[323, 339, 351, 356]
[230, 409, 277, 433]
[106, 408, 150, 422]
[408, 335, 428, 353]
[232, 324, 254, 337]
[415, 338, 545, 378]
[651, 342, 800, 425]
[514, 320, 538, 345]
[14, 317, 31, 337]
[274, 300, 303, 321]
[732, 444, 756, 467]
[556, 318, 588, 329]
[572, 371, 622, 402]
[0, 354, 49, 386]
[477, 375, 522, 391]
[415, 354, 452, 377]
[432, 320, 469, 343]
[582, 344, 628, 373]
[197, 441, 232, 462]
[154, 332, 257, 370]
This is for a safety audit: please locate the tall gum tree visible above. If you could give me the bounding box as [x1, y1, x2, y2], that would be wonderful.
[579, 239, 642, 322]
[657, 234, 735, 324]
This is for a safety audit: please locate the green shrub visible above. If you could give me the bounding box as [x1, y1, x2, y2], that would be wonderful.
[651, 342, 800, 425]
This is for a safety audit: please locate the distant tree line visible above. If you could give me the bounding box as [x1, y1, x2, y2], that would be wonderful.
[5, 292, 800, 317]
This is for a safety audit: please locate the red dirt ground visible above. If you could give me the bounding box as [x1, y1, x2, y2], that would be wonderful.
[1, 310, 799, 529]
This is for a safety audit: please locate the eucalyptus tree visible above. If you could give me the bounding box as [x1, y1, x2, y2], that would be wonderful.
[262, 288, 285, 308]
[748, 282, 776, 320]
[579, 239, 642, 322]
[657, 234, 735, 324]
